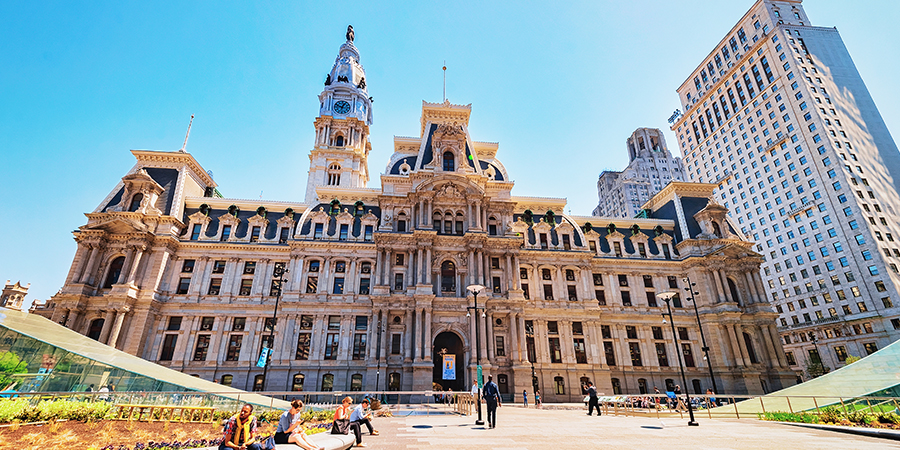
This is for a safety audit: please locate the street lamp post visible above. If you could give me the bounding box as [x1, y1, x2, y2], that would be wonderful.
[261, 266, 288, 392]
[524, 322, 539, 402]
[657, 291, 699, 427]
[682, 276, 720, 397]
[466, 284, 486, 426]
[374, 316, 385, 400]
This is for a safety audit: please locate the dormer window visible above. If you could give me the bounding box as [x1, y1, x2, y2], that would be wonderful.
[128, 193, 143, 212]
[335, 135, 344, 146]
[442, 151, 455, 172]
[221, 225, 232, 241]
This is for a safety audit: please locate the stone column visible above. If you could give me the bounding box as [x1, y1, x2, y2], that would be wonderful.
[374, 251, 383, 286]
[98, 310, 116, 344]
[711, 270, 726, 303]
[381, 309, 390, 361]
[125, 245, 146, 285]
[107, 310, 127, 349]
[404, 309, 413, 361]
[417, 248, 424, 284]
[518, 315, 528, 363]
[406, 251, 414, 288]
[117, 247, 135, 284]
[735, 324, 751, 364]
[727, 324, 747, 366]
[189, 257, 209, 296]
[318, 257, 331, 293]
[505, 254, 513, 291]
[78, 245, 100, 284]
[65, 308, 77, 328]
[425, 248, 432, 284]
[347, 259, 357, 293]
[484, 312, 493, 360]
[413, 307, 423, 361]
[508, 312, 519, 361]
[720, 270, 734, 302]
[767, 324, 789, 368]
[513, 256, 522, 290]
[478, 311, 488, 360]
[468, 252, 475, 285]
[424, 309, 432, 361]
[475, 202, 482, 229]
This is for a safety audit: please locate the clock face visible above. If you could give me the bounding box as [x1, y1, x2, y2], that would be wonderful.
[333, 100, 351, 115]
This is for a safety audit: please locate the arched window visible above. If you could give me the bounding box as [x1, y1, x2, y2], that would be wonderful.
[397, 212, 407, 232]
[455, 212, 464, 235]
[433, 212, 442, 232]
[441, 260, 456, 294]
[388, 372, 401, 391]
[220, 374, 233, 386]
[712, 221, 722, 238]
[498, 374, 509, 394]
[443, 211, 453, 236]
[554, 376, 565, 395]
[442, 151, 455, 171]
[691, 379, 702, 395]
[322, 373, 334, 391]
[638, 378, 648, 394]
[579, 377, 591, 395]
[611, 377, 621, 395]
[328, 163, 342, 186]
[88, 319, 105, 340]
[128, 193, 143, 212]
[350, 374, 363, 391]
[727, 278, 741, 306]
[292, 374, 305, 391]
[103, 256, 126, 288]
[335, 135, 344, 146]
[253, 375, 265, 392]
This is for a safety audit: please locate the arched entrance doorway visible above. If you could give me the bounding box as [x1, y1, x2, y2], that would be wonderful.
[432, 331, 464, 392]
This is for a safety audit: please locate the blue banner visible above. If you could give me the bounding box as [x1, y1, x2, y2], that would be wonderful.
[442, 354, 455, 380]
[257, 347, 270, 368]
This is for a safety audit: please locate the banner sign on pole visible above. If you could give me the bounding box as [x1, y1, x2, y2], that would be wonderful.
[477, 365, 483, 389]
[257, 347, 270, 368]
[442, 354, 456, 380]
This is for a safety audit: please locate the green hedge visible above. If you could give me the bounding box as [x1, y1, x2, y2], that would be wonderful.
[760, 407, 900, 427]
[0, 399, 111, 423]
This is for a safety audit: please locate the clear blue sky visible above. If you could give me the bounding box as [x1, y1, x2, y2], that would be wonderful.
[2, 1, 898, 307]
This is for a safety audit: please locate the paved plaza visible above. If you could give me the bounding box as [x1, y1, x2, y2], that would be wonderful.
[359, 404, 898, 450]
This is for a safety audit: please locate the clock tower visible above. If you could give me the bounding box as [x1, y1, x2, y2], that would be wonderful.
[305, 25, 374, 203]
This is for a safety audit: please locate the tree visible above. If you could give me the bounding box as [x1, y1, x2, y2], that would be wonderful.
[0, 351, 27, 390]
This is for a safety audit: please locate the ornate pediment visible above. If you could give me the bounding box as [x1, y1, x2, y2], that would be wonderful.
[188, 211, 211, 224]
[247, 213, 269, 227]
[511, 217, 529, 234]
[532, 218, 552, 233]
[83, 214, 150, 234]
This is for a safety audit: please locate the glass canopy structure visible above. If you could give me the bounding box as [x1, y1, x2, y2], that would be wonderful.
[0, 307, 287, 410]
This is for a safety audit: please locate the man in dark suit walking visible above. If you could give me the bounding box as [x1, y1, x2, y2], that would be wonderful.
[586, 381, 600, 416]
[483, 375, 501, 428]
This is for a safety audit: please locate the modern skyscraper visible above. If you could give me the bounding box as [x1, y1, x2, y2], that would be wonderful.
[592, 127, 684, 218]
[672, 0, 900, 379]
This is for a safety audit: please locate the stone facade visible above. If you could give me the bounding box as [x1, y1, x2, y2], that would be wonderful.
[672, 0, 900, 379]
[592, 128, 685, 218]
[34, 29, 796, 399]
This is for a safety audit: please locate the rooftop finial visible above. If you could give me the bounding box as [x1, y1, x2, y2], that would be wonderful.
[346, 25, 355, 43]
[442, 61, 447, 102]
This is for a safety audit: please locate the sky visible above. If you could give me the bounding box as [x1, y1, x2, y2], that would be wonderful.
[2, 0, 899, 307]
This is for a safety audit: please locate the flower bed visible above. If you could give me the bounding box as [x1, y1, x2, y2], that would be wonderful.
[760, 407, 900, 429]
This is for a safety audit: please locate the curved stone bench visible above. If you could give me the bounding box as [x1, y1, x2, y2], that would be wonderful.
[198, 432, 356, 450]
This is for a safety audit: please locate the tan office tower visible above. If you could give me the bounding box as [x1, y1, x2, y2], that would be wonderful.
[672, 0, 900, 380]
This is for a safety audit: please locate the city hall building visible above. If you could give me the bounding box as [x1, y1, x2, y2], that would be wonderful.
[35, 28, 795, 399]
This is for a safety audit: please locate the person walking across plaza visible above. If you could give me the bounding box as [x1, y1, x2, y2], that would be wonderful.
[350, 398, 379, 436]
[522, 390, 528, 407]
[586, 381, 600, 416]
[482, 375, 501, 428]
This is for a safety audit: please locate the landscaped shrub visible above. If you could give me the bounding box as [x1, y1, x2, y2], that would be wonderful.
[877, 412, 900, 424]
[818, 406, 843, 424]
[0, 399, 113, 423]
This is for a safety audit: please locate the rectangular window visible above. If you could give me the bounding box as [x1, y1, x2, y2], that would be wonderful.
[593, 273, 604, 286]
[239, 279, 252, 296]
[359, 277, 370, 295]
[352, 334, 367, 360]
[333, 277, 345, 294]
[493, 276, 502, 294]
[656, 342, 669, 366]
[160, 334, 177, 361]
[574, 338, 587, 364]
[200, 316, 214, 331]
[543, 284, 554, 300]
[621, 291, 632, 306]
[629, 342, 643, 366]
[567, 285, 577, 301]
[495, 336, 506, 357]
[250, 226, 261, 242]
[182, 259, 195, 273]
[324, 334, 339, 360]
[646, 291, 657, 307]
[549, 337, 562, 363]
[328, 315, 341, 330]
[295, 333, 311, 360]
[232, 317, 246, 331]
[190, 224, 202, 240]
[682, 343, 695, 367]
[226, 335, 243, 361]
[604, 341, 616, 366]
[207, 278, 221, 295]
[391, 333, 402, 355]
[221, 225, 231, 241]
[306, 276, 318, 293]
[596, 290, 606, 305]
[364, 225, 374, 241]
[313, 223, 323, 239]
[339, 224, 349, 240]
[176, 278, 191, 295]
